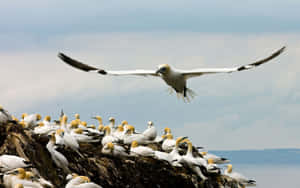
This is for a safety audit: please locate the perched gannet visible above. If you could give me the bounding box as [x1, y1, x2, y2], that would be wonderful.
[130, 141, 155, 157]
[0, 105, 14, 125]
[22, 113, 42, 128]
[123, 126, 153, 145]
[58, 46, 285, 100]
[153, 150, 173, 164]
[112, 125, 125, 140]
[168, 137, 188, 167]
[102, 142, 129, 157]
[4, 168, 43, 188]
[201, 151, 230, 164]
[206, 158, 221, 174]
[178, 139, 207, 180]
[162, 134, 176, 152]
[57, 115, 83, 157]
[92, 116, 104, 131]
[65, 174, 102, 188]
[46, 133, 70, 173]
[3, 168, 26, 188]
[0, 154, 31, 172]
[75, 113, 81, 122]
[71, 128, 101, 143]
[33, 122, 58, 135]
[142, 121, 157, 141]
[164, 127, 171, 135]
[22, 171, 49, 188]
[107, 117, 115, 130]
[224, 164, 256, 187]
[42, 116, 51, 125]
[101, 126, 119, 145]
[120, 120, 131, 133]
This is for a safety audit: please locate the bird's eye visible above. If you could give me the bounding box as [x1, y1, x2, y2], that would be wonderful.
[161, 67, 167, 72]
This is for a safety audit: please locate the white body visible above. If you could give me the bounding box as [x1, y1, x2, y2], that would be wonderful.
[0, 155, 30, 172]
[162, 139, 176, 152]
[130, 146, 155, 157]
[46, 139, 69, 173]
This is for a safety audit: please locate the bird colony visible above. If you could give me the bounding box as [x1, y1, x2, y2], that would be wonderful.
[0, 105, 256, 188]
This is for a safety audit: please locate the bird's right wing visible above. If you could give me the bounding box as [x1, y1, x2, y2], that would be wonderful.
[58, 53, 159, 77]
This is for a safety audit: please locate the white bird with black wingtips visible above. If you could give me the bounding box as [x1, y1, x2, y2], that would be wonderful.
[58, 46, 285, 100]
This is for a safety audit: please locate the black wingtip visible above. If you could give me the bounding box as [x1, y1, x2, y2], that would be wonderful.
[98, 70, 107, 75]
[57, 52, 66, 60]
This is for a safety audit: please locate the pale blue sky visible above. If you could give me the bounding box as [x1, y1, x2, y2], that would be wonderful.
[1, 1, 299, 150]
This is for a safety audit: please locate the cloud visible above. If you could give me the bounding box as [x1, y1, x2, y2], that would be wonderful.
[1, 0, 300, 37]
[1, 32, 299, 150]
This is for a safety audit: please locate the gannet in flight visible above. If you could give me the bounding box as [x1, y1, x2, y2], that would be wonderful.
[58, 46, 285, 100]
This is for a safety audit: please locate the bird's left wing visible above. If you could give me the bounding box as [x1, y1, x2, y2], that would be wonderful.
[180, 46, 285, 79]
[58, 53, 158, 77]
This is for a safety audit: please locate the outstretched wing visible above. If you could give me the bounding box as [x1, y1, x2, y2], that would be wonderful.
[180, 46, 285, 79]
[58, 53, 159, 76]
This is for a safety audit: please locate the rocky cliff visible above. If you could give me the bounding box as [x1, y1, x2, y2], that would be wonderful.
[0, 123, 239, 188]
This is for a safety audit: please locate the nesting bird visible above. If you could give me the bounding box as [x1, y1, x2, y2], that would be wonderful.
[0, 155, 31, 173]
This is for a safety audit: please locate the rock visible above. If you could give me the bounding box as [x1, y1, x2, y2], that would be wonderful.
[0, 123, 240, 188]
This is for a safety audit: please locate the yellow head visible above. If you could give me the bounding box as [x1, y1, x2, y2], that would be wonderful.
[36, 114, 42, 121]
[128, 125, 135, 132]
[17, 168, 26, 179]
[79, 176, 91, 183]
[164, 127, 171, 134]
[74, 128, 83, 134]
[207, 158, 214, 165]
[117, 125, 124, 132]
[21, 113, 28, 119]
[14, 184, 24, 188]
[94, 116, 103, 124]
[107, 142, 114, 150]
[38, 122, 44, 127]
[109, 117, 115, 124]
[103, 126, 111, 135]
[71, 173, 79, 179]
[11, 115, 19, 122]
[201, 151, 207, 156]
[227, 164, 233, 173]
[175, 136, 187, 146]
[75, 113, 80, 119]
[98, 124, 104, 131]
[25, 171, 35, 180]
[89, 124, 96, 129]
[166, 134, 173, 140]
[157, 64, 171, 74]
[61, 115, 68, 125]
[131, 140, 139, 148]
[0, 105, 3, 111]
[121, 120, 128, 126]
[44, 115, 51, 122]
[56, 129, 64, 136]
[70, 120, 79, 129]
[19, 121, 26, 128]
[81, 121, 87, 127]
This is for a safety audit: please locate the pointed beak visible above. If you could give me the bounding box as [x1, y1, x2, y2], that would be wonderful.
[155, 69, 161, 74]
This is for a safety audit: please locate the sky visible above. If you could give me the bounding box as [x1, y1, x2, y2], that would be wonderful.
[1, 0, 300, 150]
